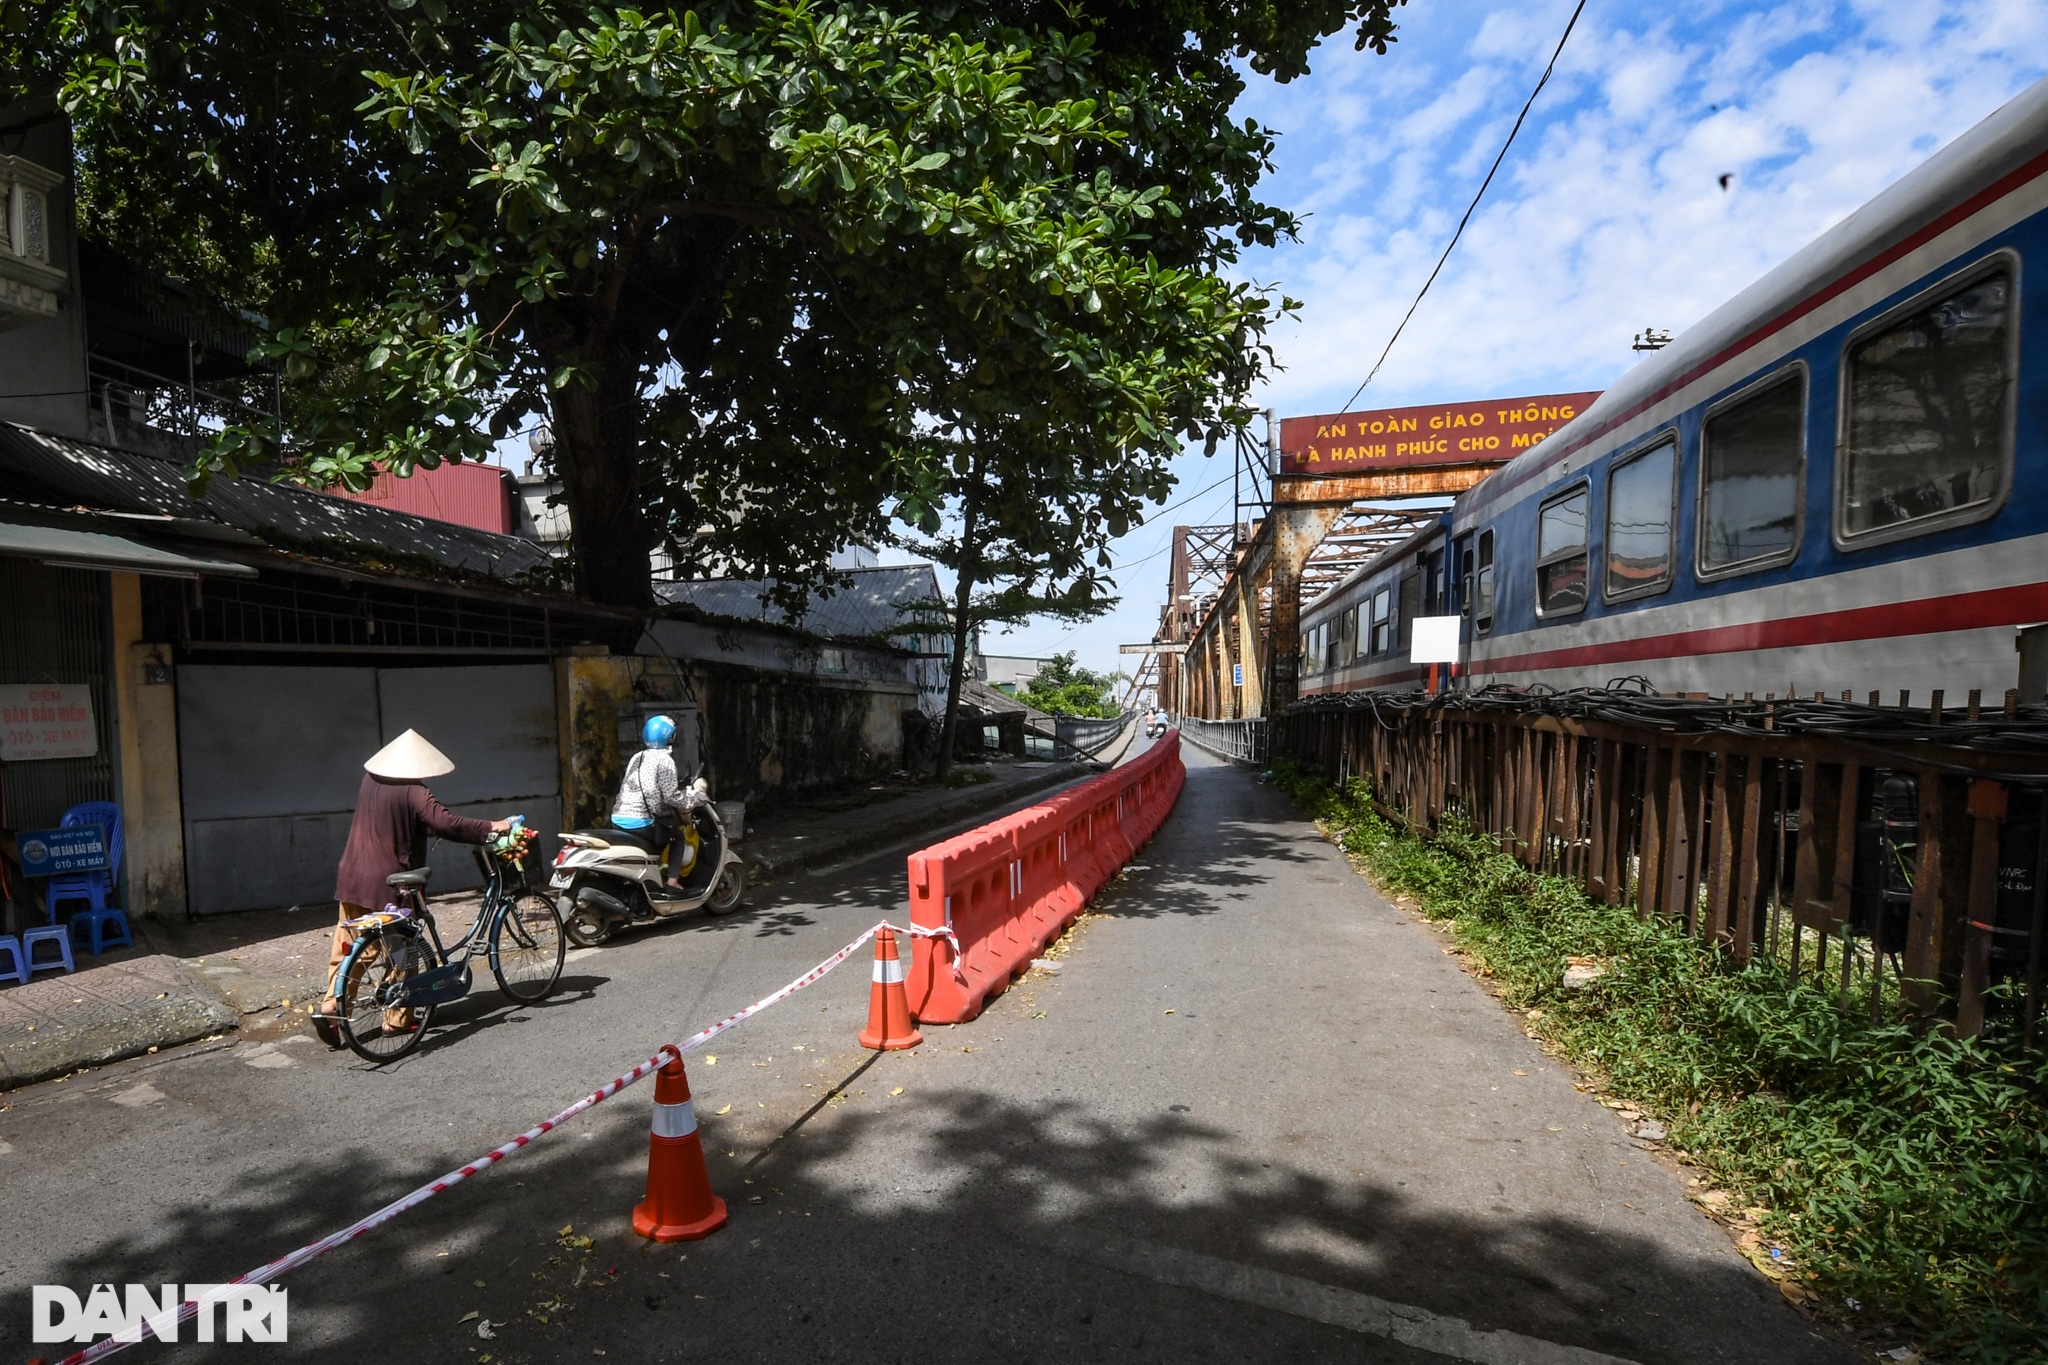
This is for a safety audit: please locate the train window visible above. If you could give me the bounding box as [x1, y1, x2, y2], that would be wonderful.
[1475, 531, 1495, 634]
[1605, 438, 1677, 601]
[1535, 483, 1589, 616]
[1398, 572, 1421, 649]
[1839, 261, 2013, 544]
[1700, 368, 1804, 576]
[1341, 605, 1360, 662]
[1370, 587, 1393, 654]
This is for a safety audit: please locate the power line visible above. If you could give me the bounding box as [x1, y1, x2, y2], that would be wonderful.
[1023, 479, 1242, 653]
[1337, 0, 1590, 413]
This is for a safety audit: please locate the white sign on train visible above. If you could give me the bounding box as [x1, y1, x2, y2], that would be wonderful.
[1410, 616, 1463, 664]
[0, 682, 98, 760]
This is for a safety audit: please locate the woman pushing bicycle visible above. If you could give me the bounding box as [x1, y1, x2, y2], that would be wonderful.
[313, 729, 510, 1045]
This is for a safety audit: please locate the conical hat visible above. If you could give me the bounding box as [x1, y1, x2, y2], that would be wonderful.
[364, 729, 455, 780]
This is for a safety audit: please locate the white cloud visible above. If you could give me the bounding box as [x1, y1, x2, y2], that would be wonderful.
[1004, 0, 2048, 680]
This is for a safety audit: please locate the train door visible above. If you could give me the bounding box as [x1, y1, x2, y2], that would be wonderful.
[1453, 534, 1473, 618]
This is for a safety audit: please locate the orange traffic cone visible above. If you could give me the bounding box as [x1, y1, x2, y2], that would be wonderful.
[857, 927, 923, 1050]
[631, 1057, 728, 1242]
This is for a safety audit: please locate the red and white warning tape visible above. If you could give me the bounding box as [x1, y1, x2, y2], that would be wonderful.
[59, 919, 959, 1365]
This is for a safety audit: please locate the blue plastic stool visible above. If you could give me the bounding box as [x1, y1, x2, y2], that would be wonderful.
[22, 924, 74, 975]
[0, 935, 25, 986]
[70, 907, 131, 955]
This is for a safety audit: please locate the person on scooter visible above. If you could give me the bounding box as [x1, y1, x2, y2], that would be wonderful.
[314, 729, 511, 1043]
[612, 714, 708, 890]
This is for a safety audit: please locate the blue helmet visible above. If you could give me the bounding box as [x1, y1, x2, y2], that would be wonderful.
[641, 714, 677, 748]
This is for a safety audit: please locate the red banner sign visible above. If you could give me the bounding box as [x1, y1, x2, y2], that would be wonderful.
[1278, 391, 1602, 477]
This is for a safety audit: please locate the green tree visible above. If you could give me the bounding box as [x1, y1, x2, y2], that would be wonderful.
[894, 427, 1133, 775]
[12, 0, 1409, 609]
[15, 0, 1406, 608]
[1016, 651, 1121, 719]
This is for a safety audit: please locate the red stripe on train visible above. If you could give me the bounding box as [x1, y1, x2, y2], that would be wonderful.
[1473, 580, 2048, 676]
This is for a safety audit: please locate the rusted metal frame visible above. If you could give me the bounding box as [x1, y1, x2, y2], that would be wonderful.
[1933, 777, 1976, 1020]
[1955, 779, 2009, 1039]
[1495, 724, 1516, 857]
[2026, 796, 2048, 1048]
[1560, 734, 1585, 882]
[1640, 745, 1671, 921]
[1900, 768, 1946, 1015]
[1663, 749, 1706, 933]
[1518, 728, 1541, 867]
[1588, 739, 1615, 901]
[1429, 714, 1448, 831]
[1624, 743, 1648, 907]
[1768, 760, 1791, 960]
[1530, 730, 1554, 872]
[1785, 753, 1835, 978]
[1828, 765, 1867, 1008]
[1498, 725, 1518, 858]
[1733, 755, 1768, 965]
[1558, 733, 1581, 877]
[1705, 750, 1739, 947]
[1489, 721, 1506, 841]
[1514, 711, 2048, 780]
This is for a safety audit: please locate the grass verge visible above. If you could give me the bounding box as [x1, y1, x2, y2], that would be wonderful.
[1270, 762, 2048, 1364]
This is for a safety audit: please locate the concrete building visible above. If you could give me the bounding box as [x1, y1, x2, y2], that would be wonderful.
[976, 651, 1055, 696]
[0, 106, 630, 921]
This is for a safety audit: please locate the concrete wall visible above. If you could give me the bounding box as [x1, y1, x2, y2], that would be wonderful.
[108, 573, 186, 918]
[553, 623, 922, 829]
[0, 105, 90, 441]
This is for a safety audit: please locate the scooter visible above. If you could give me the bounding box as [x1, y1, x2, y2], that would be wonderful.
[547, 786, 746, 946]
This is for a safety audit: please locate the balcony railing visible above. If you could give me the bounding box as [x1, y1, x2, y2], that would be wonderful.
[86, 350, 279, 455]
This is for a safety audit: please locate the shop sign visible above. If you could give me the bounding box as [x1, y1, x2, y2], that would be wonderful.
[1279, 392, 1603, 476]
[15, 824, 109, 875]
[0, 682, 98, 760]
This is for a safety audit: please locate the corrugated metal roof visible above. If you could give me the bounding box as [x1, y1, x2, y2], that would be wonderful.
[0, 423, 557, 585]
[656, 564, 945, 646]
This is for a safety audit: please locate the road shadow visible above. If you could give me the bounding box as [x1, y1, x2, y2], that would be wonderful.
[7, 1051, 1851, 1364]
[1076, 753, 1326, 922]
[345, 971, 612, 1068]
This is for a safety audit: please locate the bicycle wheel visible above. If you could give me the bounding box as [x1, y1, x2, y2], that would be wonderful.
[490, 890, 565, 1003]
[337, 926, 438, 1063]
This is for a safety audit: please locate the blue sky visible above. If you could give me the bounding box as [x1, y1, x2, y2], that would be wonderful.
[981, 0, 2048, 687]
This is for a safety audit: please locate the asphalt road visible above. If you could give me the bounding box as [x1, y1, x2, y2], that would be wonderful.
[0, 743, 1855, 1365]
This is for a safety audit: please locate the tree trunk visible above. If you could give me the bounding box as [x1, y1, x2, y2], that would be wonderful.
[546, 345, 655, 609]
[935, 493, 983, 782]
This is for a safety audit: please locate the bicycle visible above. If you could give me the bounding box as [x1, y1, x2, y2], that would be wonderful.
[333, 821, 566, 1063]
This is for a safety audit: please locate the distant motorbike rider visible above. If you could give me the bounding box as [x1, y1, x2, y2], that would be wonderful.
[611, 714, 709, 888]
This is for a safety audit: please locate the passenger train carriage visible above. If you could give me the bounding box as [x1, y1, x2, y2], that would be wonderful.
[1301, 76, 2048, 702]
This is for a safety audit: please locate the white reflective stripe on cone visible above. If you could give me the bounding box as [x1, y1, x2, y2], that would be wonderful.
[872, 956, 906, 985]
[652, 1099, 698, 1140]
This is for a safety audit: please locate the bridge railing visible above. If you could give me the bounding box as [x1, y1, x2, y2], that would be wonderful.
[1272, 688, 2048, 1046]
[1181, 716, 1268, 766]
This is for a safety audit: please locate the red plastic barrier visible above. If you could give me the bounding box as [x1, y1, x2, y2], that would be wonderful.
[907, 730, 1186, 1023]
